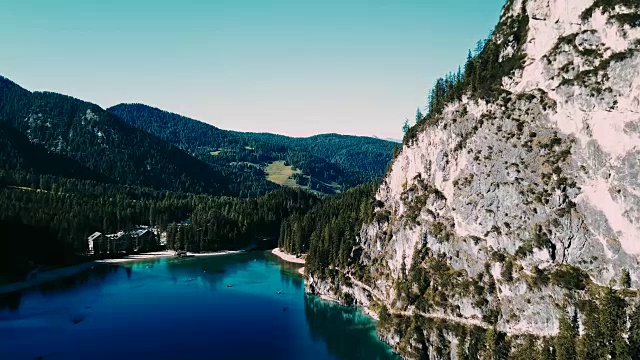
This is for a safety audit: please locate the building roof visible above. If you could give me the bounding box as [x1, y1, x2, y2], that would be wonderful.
[106, 231, 127, 240]
[131, 229, 151, 238]
[87, 232, 103, 242]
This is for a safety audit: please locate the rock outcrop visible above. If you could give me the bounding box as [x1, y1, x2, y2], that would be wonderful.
[308, 0, 640, 357]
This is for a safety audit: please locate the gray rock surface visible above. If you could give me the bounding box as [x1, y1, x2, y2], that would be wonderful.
[308, 0, 640, 344]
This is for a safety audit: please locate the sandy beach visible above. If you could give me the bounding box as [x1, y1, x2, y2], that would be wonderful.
[95, 250, 243, 263]
[271, 248, 306, 264]
[0, 249, 244, 295]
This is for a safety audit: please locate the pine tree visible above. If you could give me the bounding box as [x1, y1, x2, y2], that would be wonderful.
[511, 337, 538, 360]
[378, 305, 390, 328]
[474, 39, 485, 55]
[338, 236, 350, 267]
[629, 302, 640, 360]
[456, 331, 469, 360]
[621, 269, 631, 289]
[464, 50, 475, 90]
[615, 335, 631, 360]
[483, 327, 498, 360]
[402, 119, 411, 135]
[415, 107, 424, 122]
[578, 300, 602, 360]
[571, 308, 580, 335]
[555, 312, 577, 360]
[600, 288, 628, 359]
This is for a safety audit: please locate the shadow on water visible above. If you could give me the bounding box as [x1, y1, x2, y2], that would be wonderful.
[304, 295, 399, 360]
[36, 264, 120, 297]
[0, 291, 21, 312]
[279, 267, 303, 291]
[0, 264, 123, 313]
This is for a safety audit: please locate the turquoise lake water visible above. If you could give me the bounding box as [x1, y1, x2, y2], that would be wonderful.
[0, 251, 398, 360]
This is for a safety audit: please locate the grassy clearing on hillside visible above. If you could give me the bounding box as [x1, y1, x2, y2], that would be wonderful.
[265, 161, 342, 195]
[265, 161, 301, 187]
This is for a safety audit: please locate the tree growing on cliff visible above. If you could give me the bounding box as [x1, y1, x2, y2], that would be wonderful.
[629, 302, 640, 360]
[555, 312, 577, 360]
[482, 327, 498, 360]
[600, 288, 627, 358]
[621, 269, 631, 289]
[415, 108, 424, 122]
[510, 337, 539, 360]
[378, 305, 390, 329]
[403, 119, 411, 136]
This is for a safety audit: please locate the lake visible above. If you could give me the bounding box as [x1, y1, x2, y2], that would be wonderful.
[0, 251, 398, 360]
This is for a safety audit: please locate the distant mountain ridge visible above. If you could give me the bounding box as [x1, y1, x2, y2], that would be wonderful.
[0, 75, 395, 197]
[373, 136, 402, 143]
[0, 76, 236, 195]
[108, 103, 396, 194]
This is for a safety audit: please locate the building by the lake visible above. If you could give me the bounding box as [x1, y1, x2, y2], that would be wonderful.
[87, 232, 103, 254]
[87, 226, 159, 255]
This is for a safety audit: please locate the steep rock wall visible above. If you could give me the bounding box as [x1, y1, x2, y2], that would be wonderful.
[308, 0, 640, 351]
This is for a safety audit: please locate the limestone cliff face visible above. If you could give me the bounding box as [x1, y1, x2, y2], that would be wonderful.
[308, 0, 640, 350]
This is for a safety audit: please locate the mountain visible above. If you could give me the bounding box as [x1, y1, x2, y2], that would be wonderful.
[236, 132, 399, 185]
[0, 123, 108, 183]
[302, 0, 640, 358]
[108, 103, 397, 194]
[0, 77, 235, 195]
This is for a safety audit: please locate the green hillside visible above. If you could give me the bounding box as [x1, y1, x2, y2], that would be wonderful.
[0, 76, 236, 195]
[108, 103, 396, 195]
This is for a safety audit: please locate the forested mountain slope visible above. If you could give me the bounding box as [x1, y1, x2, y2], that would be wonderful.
[108, 103, 396, 194]
[0, 77, 235, 195]
[238, 132, 398, 186]
[0, 124, 107, 183]
[301, 0, 640, 358]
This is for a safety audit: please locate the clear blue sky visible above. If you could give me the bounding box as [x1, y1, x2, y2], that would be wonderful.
[0, 0, 506, 139]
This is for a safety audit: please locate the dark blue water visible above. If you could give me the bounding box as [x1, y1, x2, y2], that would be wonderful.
[0, 251, 397, 360]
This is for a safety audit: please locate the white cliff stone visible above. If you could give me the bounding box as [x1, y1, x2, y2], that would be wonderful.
[309, 0, 640, 344]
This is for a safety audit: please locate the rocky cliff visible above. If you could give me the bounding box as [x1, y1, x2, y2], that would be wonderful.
[307, 0, 640, 357]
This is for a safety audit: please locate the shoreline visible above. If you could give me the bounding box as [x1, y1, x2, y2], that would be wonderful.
[271, 248, 306, 264]
[95, 250, 243, 263]
[0, 249, 244, 295]
[271, 248, 379, 319]
[313, 292, 380, 321]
